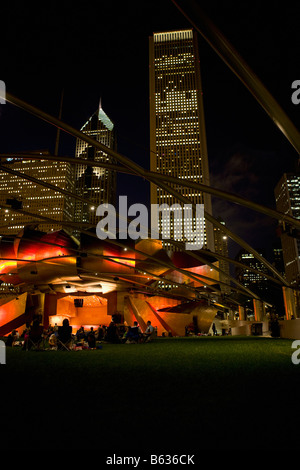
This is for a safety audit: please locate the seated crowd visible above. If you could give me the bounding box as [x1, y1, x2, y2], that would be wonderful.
[106, 320, 156, 344]
[5, 318, 156, 350]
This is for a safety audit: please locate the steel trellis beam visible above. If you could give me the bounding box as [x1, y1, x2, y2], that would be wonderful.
[171, 0, 300, 155]
[0, 158, 286, 294]
[0, 153, 287, 290]
[0, 199, 264, 301]
[0, 231, 254, 301]
[1, 152, 300, 230]
[0, 217, 271, 300]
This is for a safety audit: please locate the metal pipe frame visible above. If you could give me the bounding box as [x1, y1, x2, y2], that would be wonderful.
[0, 160, 281, 296]
[0, 170, 281, 300]
[0, 201, 227, 297]
[171, 0, 300, 155]
[0, 232, 246, 303]
[0, 218, 270, 300]
[1, 152, 300, 231]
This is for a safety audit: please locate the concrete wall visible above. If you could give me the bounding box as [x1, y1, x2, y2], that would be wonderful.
[279, 320, 300, 339]
[69, 306, 108, 328]
[49, 296, 110, 330]
[227, 320, 269, 336]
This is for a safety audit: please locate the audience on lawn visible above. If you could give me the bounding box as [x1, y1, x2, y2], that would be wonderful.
[5, 318, 156, 349]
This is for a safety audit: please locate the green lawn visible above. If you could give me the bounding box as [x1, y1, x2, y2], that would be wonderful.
[2, 336, 300, 450]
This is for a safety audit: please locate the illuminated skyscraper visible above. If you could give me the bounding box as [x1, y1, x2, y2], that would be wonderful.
[74, 104, 116, 230]
[235, 249, 268, 292]
[149, 29, 214, 251]
[0, 151, 74, 235]
[213, 217, 230, 293]
[275, 173, 300, 285]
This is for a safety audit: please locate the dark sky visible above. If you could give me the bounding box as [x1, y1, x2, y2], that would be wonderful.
[0, 0, 299, 260]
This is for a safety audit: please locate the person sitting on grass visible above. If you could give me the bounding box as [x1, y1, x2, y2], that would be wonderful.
[76, 325, 85, 342]
[87, 327, 96, 348]
[105, 321, 121, 343]
[6, 329, 19, 347]
[125, 322, 142, 343]
[48, 333, 57, 350]
[142, 321, 154, 342]
[95, 325, 104, 341]
[57, 318, 73, 348]
[23, 319, 44, 350]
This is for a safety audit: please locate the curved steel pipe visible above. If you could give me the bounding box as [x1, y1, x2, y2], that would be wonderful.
[1, 153, 299, 230]
[171, 0, 300, 155]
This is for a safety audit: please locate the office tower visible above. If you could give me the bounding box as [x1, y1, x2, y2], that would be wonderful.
[0, 150, 74, 235]
[149, 29, 214, 251]
[213, 218, 230, 293]
[74, 103, 116, 231]
[275, 173, 300, 285]
[235, 249, 268, 294]
[272, 240, 285, 278]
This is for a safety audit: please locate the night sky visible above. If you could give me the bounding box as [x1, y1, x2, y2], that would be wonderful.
[1, 0, 299, 261]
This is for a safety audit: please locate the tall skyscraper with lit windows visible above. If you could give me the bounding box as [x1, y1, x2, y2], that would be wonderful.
[0, 151, 74, 235]
[213, 217, 230, 292]
[275, 173, 300, 285]
[235, 249, 268, 292]
[149, 29, 214, 251]
[74, 103, 116, 231]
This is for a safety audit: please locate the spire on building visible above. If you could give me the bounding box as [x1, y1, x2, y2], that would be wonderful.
[98, 97, 114, 131]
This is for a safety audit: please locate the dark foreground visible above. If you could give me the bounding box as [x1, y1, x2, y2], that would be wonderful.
[1, 336, 300, 451]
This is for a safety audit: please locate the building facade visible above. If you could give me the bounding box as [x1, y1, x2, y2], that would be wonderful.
[74, 105, 116, 232]
[213, 218, 230, 293]
[149, 29, 214, 251]
[235, 249, 269, 294]
[0, 151, 74, 235]
[275, 173, 300, 285]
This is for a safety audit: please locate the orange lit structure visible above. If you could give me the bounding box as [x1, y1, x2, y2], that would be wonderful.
[0, 227, 220, 336]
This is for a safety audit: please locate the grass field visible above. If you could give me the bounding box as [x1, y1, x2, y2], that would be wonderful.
[2, 335, 300, 451]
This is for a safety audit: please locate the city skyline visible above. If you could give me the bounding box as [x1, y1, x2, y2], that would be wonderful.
[0, 1, 298, 263]
[0, 2, 299, 454]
